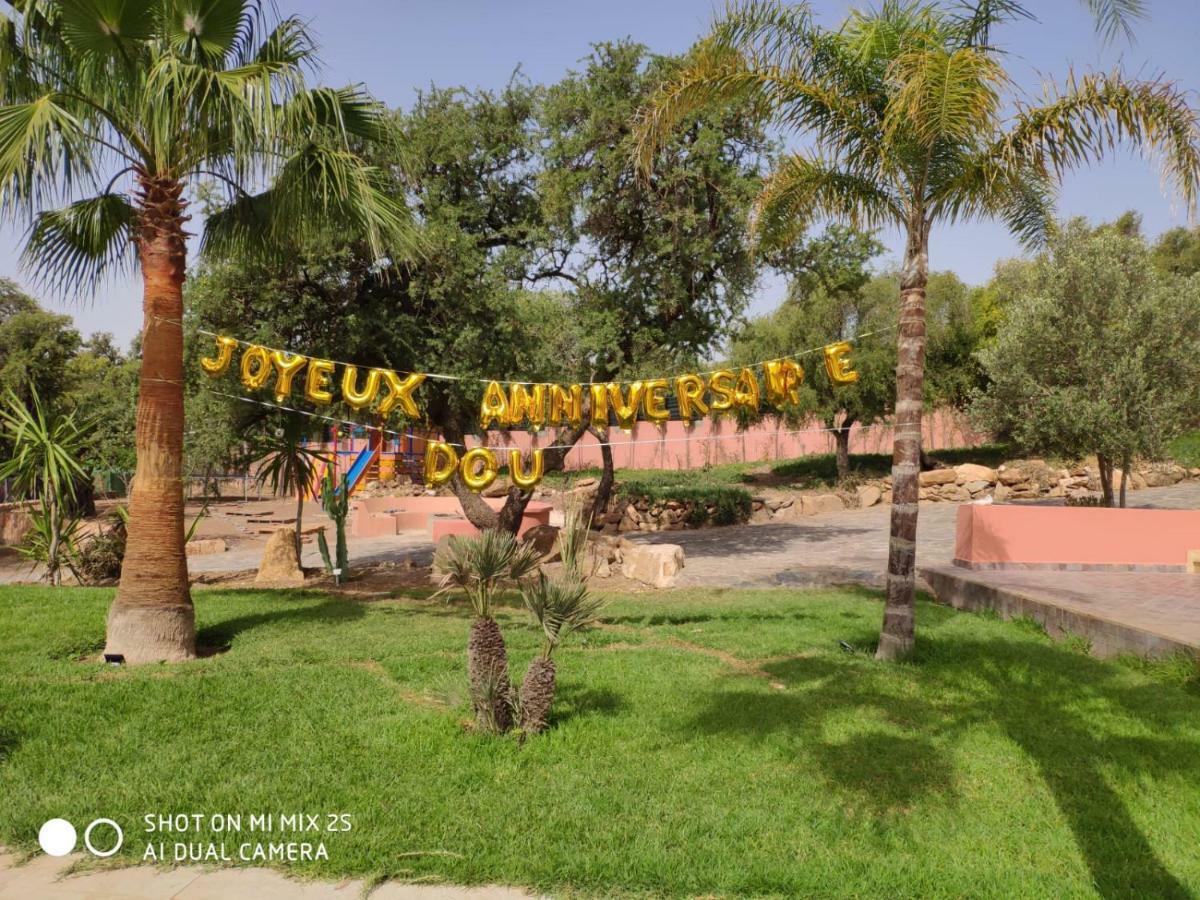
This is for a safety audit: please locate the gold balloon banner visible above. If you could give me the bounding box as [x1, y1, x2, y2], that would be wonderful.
[197, 330, 867, 494]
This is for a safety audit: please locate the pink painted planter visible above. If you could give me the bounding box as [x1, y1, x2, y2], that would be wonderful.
[350, 495, 551, 541]
[955, 505, 1200, 571]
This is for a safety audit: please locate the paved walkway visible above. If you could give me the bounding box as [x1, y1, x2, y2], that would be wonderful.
[627, 483, 1200, 591]
[0, 849, 534, 899]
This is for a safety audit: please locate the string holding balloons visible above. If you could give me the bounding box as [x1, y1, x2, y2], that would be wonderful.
[196, 333, 862, 493]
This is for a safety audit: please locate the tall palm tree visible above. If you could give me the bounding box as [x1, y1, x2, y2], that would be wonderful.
[0, 1, 413, 662]
[633, 0, 1199, 659]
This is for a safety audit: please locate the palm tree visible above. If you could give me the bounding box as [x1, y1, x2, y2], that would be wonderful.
[433, 530, 543, 733]
[518, 574, 605, 733]
[0, 1, 413, 662]
[633, 0, 1200, 659]
[0, 386, 94, 585]
[247, 414, 325, 559]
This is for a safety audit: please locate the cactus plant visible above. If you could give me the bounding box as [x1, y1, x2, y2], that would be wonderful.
[318, 469, 350, 576]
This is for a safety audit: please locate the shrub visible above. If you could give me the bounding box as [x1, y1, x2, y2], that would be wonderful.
[617, 481, 752, 526]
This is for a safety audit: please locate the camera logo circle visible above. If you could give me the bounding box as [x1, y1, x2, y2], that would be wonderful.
[37, 819, 76, 857]
[84, 818, 123, 857]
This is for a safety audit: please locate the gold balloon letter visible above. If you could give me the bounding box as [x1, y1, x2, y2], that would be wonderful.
[378, 370, 425, 418]
[199, 335, 237, 376]
[674, 374, 709, 420]
[823, 341, 859, 385]
[589, 383, 610, 430]
[548, 384, 583, 429]
[341, 365, 381, 411]
[708, 370, 736, 412]
[509, 449, 545, 490]
[507, 383, 547, 430]
[304, 358, 336, 404]
[764, 360, 804, 406]
[461, 447, 499, 492]
[479, 381, 509, 430]
[424, 441, 459, 487]
[733, 367, 760, 412]
[270, 350, 307, 403]
[642, 378, 670, 423]
[240, 345, 272, 390]
[607, 381, 644, 432]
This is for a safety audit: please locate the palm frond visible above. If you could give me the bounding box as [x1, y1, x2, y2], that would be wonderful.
[885, 45, 1008, 147]
[0, 92, 97, 213]
[161, 0, 253, 65]
[1002, 70, 1200, 217]
[1082, 0, 1145, 45]
[929, 149, 1055, 248]
[22, 192, 135, 293]
[57, 0, 157, 58]
[751, 153, 903, 250]
[521, 573, 606, 656]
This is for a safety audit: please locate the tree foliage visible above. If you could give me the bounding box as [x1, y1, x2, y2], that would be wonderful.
[972, 217, 1200, 505]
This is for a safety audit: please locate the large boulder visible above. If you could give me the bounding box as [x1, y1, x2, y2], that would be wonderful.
[521, 523, 560, 559]
[954, 463, 996, 485]
[919, 468, 957, 486]
[254, 527, 305, 587]
[623, 543, 685, 588]
[802, 493, 846, 516]
[856, 485, 882, 508]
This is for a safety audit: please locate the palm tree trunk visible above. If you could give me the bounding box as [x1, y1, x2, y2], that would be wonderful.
[467, 616, 513, 732]
[834, 415, 855, 482]
[518, 654, 556, 733]
[295, 492, 304, 560]
[47, 493, 60, 587]
[877, 225, 929, 661]
[105, 177, 195, 663]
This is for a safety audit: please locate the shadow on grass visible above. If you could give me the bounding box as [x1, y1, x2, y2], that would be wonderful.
[197, 592, 367, 649]
[690, 634, 1200, 899]
[551, 684, 627, 725]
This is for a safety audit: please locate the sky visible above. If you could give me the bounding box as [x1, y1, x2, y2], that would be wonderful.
[3, 0, 1198, 345]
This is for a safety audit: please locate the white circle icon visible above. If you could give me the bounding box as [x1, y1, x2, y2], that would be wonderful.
[38, 819, 77, 857]
[84, 818, 123, 858]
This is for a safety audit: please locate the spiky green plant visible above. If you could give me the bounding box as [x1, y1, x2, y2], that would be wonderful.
[517, 574, 606, 733]
[633, 0, 1200, 660]
[433, 530, 543, 733]
[0, 0, 416, 663]
[0, 387, 94, 585]
[557, 496, 594, 581]
[317, 468, 350, 576]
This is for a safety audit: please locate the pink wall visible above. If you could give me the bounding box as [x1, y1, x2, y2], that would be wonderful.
[468, 407, 982, 471]
[955, 505, 1200, 570]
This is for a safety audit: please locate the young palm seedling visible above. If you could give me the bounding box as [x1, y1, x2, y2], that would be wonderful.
[518, 575, 606, 733]
[434, 530, 543, 733]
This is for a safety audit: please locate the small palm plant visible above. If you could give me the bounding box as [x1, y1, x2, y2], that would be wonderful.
[433, 530, 543, 733]
[0, 388, 94, 585]
[248, 415, 325, 558]
[518, 575, 606, 733]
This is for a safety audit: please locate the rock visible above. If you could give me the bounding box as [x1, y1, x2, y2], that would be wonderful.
[856, 485, 882, 508]
[185, 537, 227, 556]
[772, 501, 805, 522]
[766, 497, 792, 512]
[574, 477, 597, 488]
[802, 493, 846, 515]
[482, 480, 509, 498]
[954, 463, 996, 485]
[622, 543, 685, 588]
[963, 480, 990, 494]
[919, 468, 957, 486]
[998, 469, 1026, 486]
[993, 484, 1011, 502]
[254, 527, 305, 587]
[521, 524, 560, 559]
[750, 507, 773, 525]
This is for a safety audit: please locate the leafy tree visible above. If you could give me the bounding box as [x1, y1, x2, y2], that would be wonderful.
[732, 226, 894, 480]
[633, 0, 1200, 659]
[65, 332, 139, 492]
[0, 281, 80, 409]
[0, 0, 414, 663]
[1152, 225, 1200, 278]
[0, 387, 94, 585]
[972, 218, 1200, 506]
[541, 41, 771, 513]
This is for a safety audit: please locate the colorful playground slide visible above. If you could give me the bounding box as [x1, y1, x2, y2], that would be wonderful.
[338, 446, 379, 496]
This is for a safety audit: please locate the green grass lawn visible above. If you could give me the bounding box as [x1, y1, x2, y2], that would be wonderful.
[1, 585, 1199, 897]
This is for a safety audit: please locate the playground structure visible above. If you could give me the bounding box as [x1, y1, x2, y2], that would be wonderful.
[304, 425, 429, 499]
